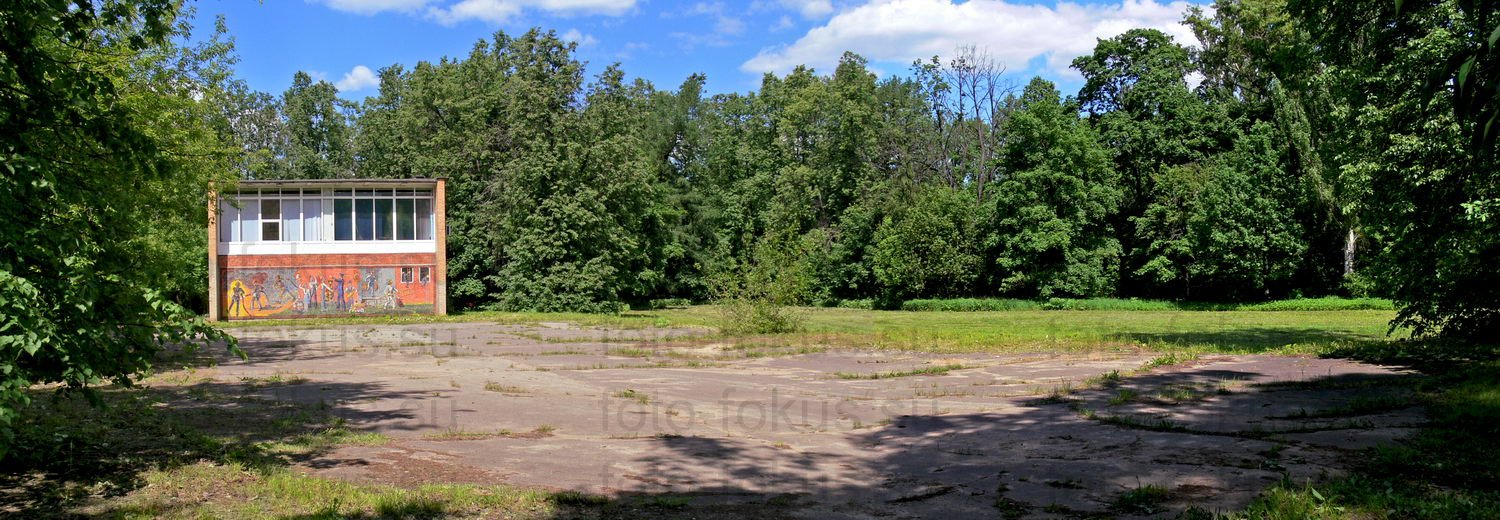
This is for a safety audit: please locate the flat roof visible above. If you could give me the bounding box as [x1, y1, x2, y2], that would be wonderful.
[230, 178, 444, 190]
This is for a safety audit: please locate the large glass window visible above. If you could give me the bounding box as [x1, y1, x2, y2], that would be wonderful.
[396, 199, 415, 240]
[375, 198, 394, 241]
[280, 199, 301, 241]
[355, 199, 374, 241]
[220, 200, 240, 242]
[304, 199, 323, 241]
[415, 199, 432, 240]
[334, 199, 353, 240]
[241, 199, 260, 242]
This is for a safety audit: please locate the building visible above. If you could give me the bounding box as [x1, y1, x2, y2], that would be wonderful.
[208, 179, 446, 321]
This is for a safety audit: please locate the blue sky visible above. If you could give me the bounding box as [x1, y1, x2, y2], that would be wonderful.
[194, 0, 1208, 100]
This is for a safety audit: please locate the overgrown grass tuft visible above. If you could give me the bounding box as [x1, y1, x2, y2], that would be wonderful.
[834, 364, 966, 380]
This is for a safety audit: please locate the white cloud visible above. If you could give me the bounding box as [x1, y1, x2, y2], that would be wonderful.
[742, 0, 1202, 75]
[562, 28, 599, 46]
[335, 65, 380, 92]
[319, 0, 434, 15]
[780, 0, 833, 19]
[717, 15, 746, 35]
[772, 15, 795, 31]
[426, 0, 522, 24]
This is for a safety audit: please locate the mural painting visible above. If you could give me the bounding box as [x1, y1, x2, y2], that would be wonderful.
[222, 266, 434, 319]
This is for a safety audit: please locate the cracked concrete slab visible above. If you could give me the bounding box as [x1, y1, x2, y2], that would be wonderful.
[209, 322, 1421, 518]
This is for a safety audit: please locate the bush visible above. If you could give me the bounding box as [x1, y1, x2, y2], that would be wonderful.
[834, 299, 874, 310]
[1236, 297, 1393, 311]
[645, 298, 693, 310]
[899, 298, 1041, 311]
[1041, 298, 1180, 311]
[710, 236, 809, 334]
[887, 297, 1395, 312]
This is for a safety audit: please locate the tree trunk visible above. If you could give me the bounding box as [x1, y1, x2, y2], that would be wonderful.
[1343, 228, 1358, 277]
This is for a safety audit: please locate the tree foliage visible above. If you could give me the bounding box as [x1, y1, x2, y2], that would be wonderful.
[0, 0, 237, 457]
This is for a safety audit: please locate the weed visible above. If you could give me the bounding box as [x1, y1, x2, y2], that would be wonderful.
[614, 389, 650, 404]
[1112, 484, 1171, 515]
[835, 364, 966, 380]
[484, 382, 528, 394]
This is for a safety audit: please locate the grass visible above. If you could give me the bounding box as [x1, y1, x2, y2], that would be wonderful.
[614, 389, 650, 404]
[1112, 484, 1173, 515]
[616, 305, 1399, 354]
[834, 363, 966, 380]
[897, 296, 1394, 312]
[483, 382, 528, 394]
[1223, 347, 1500, 519]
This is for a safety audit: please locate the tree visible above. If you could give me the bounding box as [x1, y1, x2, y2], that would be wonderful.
[1134, 123, 1308, 300]
[280, 71, 354, 179]
[990, 78, 1122, 298]
[1289, 0, 1500, 339]
[0, 0, 233, 457]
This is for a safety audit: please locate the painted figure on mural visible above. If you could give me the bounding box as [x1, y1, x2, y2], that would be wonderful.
[381, 280, 399, 309]
[249, 282, 267, 311]
[365, 272, 377, 294]
[228, 282, 248, 317]
[275, 274, 297, 303]
[333, 273, 347, 310]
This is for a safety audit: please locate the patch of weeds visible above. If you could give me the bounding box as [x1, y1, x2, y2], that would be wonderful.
[1094, 413, 1188, 433]
[614, 389, 650, 404]
[835, 364, 966, 380]
[422, 428, 509, 441]
[533, 424, 557, 435]
[1045, 478, 1085, 489]
[994, 495, 1032, 519]
[1084, 370, 1123, 388]
[1112, 484, 1171, 515]
[1108, 389, 1140, 406]
[1139, 351, 1198, 372]
[484, 382, 528, 394]
[1267, 395, 1414, 420]
[607, 347, 655, 358]
[239, 372, 309, 390]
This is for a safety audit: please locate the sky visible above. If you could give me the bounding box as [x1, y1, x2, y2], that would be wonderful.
[194, 0, 1210, 100]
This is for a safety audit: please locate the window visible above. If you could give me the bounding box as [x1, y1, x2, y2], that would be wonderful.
[355, 199, 374, 241]
[396, 199, 415, 240]
[303, 199, 323, 241]
[280, 199, 301, 241]
[375, 198, 393, 240]
[241, 199, 260, 242]
[419, 267, 431, 284]
[219, 199, 241, 242]
[401, 267, 414, 284]
[415, 199, 432, 240]
[334, 199, 353, 241]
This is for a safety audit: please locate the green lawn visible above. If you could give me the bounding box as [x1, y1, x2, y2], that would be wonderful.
[225, 305, 1401, 356]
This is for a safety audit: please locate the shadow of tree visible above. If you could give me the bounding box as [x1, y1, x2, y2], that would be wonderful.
[1111, 327, 1374, 350]
[0, 375, 424, 518]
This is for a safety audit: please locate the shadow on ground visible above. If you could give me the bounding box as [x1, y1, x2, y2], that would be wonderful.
[0, 335, 1468, 519]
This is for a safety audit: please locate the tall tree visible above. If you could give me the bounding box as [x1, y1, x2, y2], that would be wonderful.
[280, 71, 354, 179]
[990, 78, 1122, 298]
[0, 0, 232, 456]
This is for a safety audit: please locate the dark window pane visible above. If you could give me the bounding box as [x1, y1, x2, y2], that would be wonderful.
[356, 199, 374, 240]
[415, 199, 432, 240]
[396, 199, 415, 240]
[334, 199, 353, 240]
[375, 199, 393, 240]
